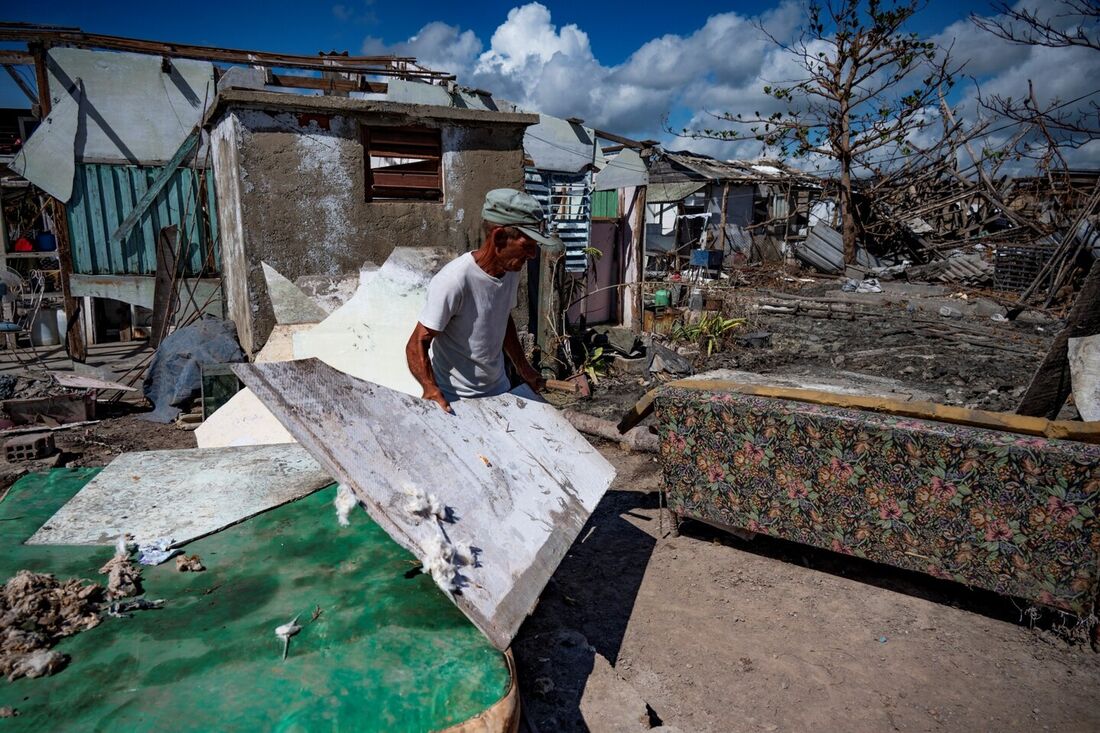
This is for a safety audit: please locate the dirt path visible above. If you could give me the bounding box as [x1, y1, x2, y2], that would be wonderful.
[513, 448, 1100, 733]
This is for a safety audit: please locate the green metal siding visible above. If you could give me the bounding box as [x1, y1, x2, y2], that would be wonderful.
[591, 189, 618, 219]
[66, 163, 219, 276]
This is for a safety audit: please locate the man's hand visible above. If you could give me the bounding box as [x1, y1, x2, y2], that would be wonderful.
[423, 388, 453, 414]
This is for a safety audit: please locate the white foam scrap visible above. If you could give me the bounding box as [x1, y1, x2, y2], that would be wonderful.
[420, 532, 457, 593]
[404, 487, 444, 521]
[114, 535, 130, 558]
[452, 542, 476, 568]
[334, 484, 357, 526]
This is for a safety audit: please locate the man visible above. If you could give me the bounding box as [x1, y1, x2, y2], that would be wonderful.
[406, 188, 563, 413]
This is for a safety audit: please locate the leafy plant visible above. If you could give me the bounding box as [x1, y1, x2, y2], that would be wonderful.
[673, 314, 746, 356]
[580, 345, 611, 384]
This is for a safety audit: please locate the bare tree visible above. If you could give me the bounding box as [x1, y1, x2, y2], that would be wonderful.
[971, 2, 1100, 174]
[971, 1, 1099, 51]
[695, 0, 955, 263]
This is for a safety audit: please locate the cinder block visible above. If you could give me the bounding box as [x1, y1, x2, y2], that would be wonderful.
[4, 433, 56, 462]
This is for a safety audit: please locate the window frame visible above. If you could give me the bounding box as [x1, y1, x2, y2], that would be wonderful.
[361, 125, 444, 202]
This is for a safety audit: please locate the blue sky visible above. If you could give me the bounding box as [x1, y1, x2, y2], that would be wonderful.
[0, 0, 992, 108]
[1, 1, 1094, 166]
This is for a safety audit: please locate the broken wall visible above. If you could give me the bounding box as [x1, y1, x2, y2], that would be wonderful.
[209, 100, 532, 353]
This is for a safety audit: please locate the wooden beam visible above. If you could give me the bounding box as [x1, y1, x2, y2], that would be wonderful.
[109, 128, 200, 245]
[2, 64, 37, 105]
[619, 378, 1100, 444]
[593, 128, 646, 149]
[1016, 259, 1100, 419]
[0, 50, 34, 65]
[269, 73, 387, 94]
[0, 25, 453, 80]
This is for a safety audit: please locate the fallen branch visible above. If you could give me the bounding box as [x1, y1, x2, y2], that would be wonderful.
[562, 410, 658, 452]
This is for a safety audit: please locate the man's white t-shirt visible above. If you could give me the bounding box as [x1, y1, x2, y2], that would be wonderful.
[418, 252, 520, 399]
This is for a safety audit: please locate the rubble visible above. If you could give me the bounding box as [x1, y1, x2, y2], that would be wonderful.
[0, 570, 102, 681]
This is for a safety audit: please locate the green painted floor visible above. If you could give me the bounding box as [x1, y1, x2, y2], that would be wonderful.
[0, 469, 511, 732]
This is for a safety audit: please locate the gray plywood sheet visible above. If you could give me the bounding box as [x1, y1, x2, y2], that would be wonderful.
[27, 444, 330, 547]
[235, 359, 616, 650]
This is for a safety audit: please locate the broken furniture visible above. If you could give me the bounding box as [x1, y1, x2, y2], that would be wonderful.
[654, 384, 1100, 620]
[0, 267, 46, 359]
[0, 470, 517, 731]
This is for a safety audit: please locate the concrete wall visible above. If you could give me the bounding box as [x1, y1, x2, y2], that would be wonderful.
[210, 102, 531, 353]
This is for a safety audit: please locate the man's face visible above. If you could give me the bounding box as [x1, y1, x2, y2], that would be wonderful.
[496, 229, 540, 272]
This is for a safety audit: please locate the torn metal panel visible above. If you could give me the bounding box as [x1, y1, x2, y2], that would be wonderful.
[46, 47, 215, 164]
[524, 114, 596, 173]
[292, 248, 450, 393]
[593, 148, 647, 191]
[10, 80, 79, 201]
[1069, 334, 1100, 422]
[262, 262, 328, 325]
[645, 181, 704, 204]
[236, 359, 616, 650]
[26, 444, 329, 547]
[385, 78, 456, 107]
[68, 274, 222, 320]
[794, 224, 879, 274]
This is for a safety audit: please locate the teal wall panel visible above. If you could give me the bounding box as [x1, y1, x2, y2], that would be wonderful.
[66, 163, 219, 276]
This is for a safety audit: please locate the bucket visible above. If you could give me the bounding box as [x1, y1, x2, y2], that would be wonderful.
[653, 290, 671, 308]
[35, 232, 57, 251]
[31, 307, 61, 346]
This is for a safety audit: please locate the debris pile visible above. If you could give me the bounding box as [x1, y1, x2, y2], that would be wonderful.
[98, 538, 142, 599]
[0, 570, 102, 681]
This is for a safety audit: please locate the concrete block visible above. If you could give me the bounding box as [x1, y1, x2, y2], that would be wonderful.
[4, 433, 56, 462]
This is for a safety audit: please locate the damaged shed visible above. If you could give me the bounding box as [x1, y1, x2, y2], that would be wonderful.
[644, 149, 821, 269]
[206, 90, 538, 354]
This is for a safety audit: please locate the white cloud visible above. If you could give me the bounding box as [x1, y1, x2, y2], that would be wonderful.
[362, 1, 1100, 169]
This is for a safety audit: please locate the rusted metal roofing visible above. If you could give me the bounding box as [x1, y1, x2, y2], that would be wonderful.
[647, 149, 821, 186]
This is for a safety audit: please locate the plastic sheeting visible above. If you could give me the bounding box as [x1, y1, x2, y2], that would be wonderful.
[141, 317, 245, 423]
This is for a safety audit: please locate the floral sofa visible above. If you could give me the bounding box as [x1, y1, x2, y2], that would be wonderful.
[656, 387, 1100, 617]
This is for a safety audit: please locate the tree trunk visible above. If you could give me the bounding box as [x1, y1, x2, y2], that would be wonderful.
[839, 160, 857, 265]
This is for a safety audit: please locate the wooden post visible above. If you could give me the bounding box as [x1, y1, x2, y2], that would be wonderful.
[535, 247, 562, 370]
[717, 181, 729, 254]
[30, 42, 86, 362]
[631, 186, 647, 332]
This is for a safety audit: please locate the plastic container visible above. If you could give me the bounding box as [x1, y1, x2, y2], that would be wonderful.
[13, 236, 33, 252]
[35, 232, 57, 251]
[653, 289, 671, 308]
[688, 288, 704, 311]
[690, 249, 724, 269]
[31, 306, 61, 346]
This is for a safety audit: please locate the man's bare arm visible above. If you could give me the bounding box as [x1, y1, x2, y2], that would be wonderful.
[503, 315, 543, 393]
[406, 322, 452, 413]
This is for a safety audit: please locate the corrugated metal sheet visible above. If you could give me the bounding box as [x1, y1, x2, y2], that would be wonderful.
[646, 181, 705, 203]
[67, 163, 219, 276]
[525, 168, 591, 274]
[794, 224, 878, 274]
[909, 253, 993, 285]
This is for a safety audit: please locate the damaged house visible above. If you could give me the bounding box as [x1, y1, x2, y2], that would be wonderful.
[643, 149, 821, 272]
[207, 87, 536, 354]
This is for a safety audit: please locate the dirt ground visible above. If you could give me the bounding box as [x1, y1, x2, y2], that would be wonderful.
[513, 447, 1100, 733]
[1, 276, 1096, 731]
